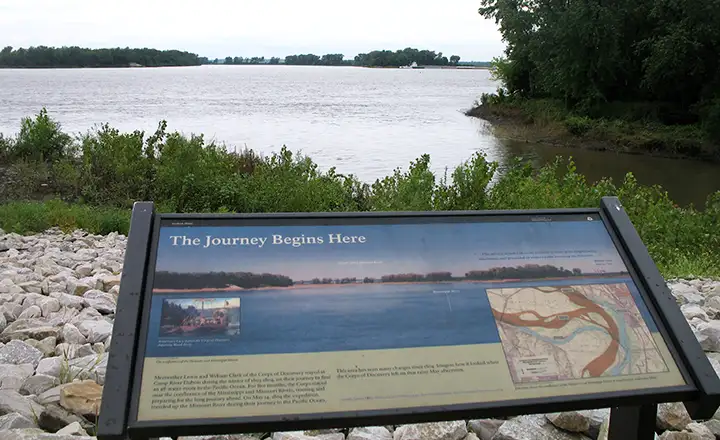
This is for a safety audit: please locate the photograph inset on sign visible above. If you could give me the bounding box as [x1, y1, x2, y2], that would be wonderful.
[487, 283, 669, 384]
[158, 297, 241, 338]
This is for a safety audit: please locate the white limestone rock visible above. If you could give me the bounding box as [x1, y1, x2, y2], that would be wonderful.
[65, 278, 91, 296]
[657, 402, 692, 431]
[0, 412, 36, 430]
[657, 431, 709, 440]
[693, 321, 720, 352]
[0, 340, 44, 368]
[0, 364, 35, 391]
[68, 352, 108, 384]
[705, 296, 720, 310]
[468, 419, 504, 440]
[393, 421, 467, 440]
[0, 428, 96, 439]
[0, 390, 45, 420]
[45, 307, 80, 327]
[546, 412, 590, 433]
[273, 432, 345, 440]
[48, 293, 84, 311]
[703, 419, 720, 437]
[685, 422, 715, 439]
[348, 427, 393, 440]
[0, 324, 59, 343]
[35, 357, 64, 378]
[100, 274, 121, 292]
[668, 282, 705, 305]
[54, 343, 94, 360]
[17, 281, 42, 294]
[75, 264, 93, 278]
[82, 290, 116, 314]
[20, 374, 57, 396]
[78, 276, 103, 291]
[681, 304, 708, 321]
[38, 298, 60, 318]
[2, 303, 23, 322]
[76, 319, 112, 343]
[36, 386, 62, 406]
[70, 308, 103, 325]
[59, 324, 86, 345]
[23, 337, 56, 358]
[493, 415, 591, 440]
[56, 421, 89, 436]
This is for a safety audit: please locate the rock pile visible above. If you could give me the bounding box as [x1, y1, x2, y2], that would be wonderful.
[1, 227, 719, 440]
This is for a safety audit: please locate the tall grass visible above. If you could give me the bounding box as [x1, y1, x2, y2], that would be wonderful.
[1, 109, 718, 278]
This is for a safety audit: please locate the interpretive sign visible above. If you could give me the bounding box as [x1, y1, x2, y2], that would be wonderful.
[98, 197, 720, 440]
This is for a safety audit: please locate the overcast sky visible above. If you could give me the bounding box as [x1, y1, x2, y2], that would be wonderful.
[0, 0, 505, 61]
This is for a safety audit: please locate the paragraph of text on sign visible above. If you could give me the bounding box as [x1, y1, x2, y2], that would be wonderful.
[150, 370, 330, 411]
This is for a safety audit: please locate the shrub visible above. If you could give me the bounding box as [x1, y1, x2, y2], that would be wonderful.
[0, 133, 13, 163]
[12, 108, 73, 162]
[564, 116, 593, 136]
[0, 108, 717, 278]
[79, 123, 156, 207]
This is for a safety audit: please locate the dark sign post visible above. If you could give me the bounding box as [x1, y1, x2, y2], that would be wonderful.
[98, 197, 720, 440]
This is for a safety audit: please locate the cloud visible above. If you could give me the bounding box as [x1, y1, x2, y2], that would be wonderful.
[0, 0, 505, 60]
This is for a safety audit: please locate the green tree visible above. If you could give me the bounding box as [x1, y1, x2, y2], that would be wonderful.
[0, 46, 202, 68]
[477, 0, 720, 139]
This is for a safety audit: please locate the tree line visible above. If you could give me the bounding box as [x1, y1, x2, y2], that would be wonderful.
[153, 271, 293, 290]
[477, 0, 720, 141]
[0, 45, 467, 68]
[299, 265, 591, 285]
[0, 46, 202, 68]
[207, 48, 462, 67]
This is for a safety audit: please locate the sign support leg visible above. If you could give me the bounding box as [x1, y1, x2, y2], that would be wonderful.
[608, 404, 657, 440]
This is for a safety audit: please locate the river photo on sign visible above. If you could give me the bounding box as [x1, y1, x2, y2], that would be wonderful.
[134, 218, 686, 422]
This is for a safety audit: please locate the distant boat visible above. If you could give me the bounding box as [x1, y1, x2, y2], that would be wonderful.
[400, 62, 424, 69]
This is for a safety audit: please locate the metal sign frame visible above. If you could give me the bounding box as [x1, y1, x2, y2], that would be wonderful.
[97, 197, 720, 440]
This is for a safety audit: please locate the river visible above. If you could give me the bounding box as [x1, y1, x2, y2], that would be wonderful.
[1, 65, 718, 207]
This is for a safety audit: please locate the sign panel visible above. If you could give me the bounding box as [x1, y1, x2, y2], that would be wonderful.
[130, 212, 688, 424]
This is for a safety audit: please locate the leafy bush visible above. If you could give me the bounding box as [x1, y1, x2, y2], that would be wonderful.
[564, 116, 593, 136]
[12, 108, 73, 162]
[0, 133, 13, 163]
[79, 125, 147, 206]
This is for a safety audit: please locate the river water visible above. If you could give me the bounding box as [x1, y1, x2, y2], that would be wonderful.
[1, 65, 718, 207]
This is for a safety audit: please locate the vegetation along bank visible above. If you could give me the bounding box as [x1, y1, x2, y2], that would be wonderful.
[467, 0, 720, 162]
[0, 109, 718, 278]
[0, 45, 485, 68]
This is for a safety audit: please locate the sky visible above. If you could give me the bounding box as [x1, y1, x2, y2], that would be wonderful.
[0, 0, 505, 61]
[153, 220, 630, 280]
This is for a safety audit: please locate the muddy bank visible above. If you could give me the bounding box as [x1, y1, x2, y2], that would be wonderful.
[465, 103, 720, 164]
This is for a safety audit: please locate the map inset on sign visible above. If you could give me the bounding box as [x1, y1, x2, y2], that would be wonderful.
[487, 283, 669, 383]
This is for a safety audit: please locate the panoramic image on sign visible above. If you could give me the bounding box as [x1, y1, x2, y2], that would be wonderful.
[135, 218, 686, 422]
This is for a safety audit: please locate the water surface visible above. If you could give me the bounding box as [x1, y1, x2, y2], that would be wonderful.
[1, 65, 718, 206]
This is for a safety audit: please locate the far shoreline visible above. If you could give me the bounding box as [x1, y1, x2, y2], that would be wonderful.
[152, 273, 631, 294]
